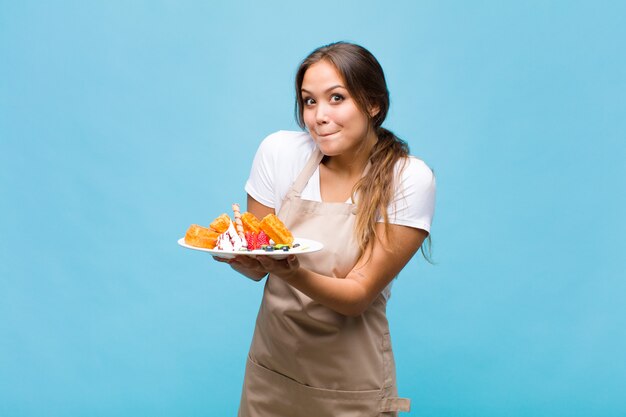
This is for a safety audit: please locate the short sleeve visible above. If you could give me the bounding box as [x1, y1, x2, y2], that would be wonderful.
[245, 133, 282, 208]
[384, 157, 436, 233]
[245, 131, 317, 211]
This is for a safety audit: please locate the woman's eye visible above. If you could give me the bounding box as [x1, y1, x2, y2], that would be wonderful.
[330, 94, 344, 103]
[303, 97, 315, 106]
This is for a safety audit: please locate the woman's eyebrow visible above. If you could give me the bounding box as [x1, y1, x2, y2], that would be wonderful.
[301, 85, 346, 94]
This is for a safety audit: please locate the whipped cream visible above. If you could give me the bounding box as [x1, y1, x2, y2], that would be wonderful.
[215, 221, 247, 251]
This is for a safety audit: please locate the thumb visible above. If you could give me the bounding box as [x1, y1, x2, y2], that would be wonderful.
[286, 255, 299, 269]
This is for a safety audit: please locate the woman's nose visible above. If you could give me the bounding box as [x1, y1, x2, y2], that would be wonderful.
[315, 104, 330, 124]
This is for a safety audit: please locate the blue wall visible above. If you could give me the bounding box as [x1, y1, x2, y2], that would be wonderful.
[1, 1, 625, 416]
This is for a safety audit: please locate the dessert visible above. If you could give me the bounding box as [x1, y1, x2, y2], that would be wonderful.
[184, 224, 219, 249]
[214, 221, 246, 251]
[231, 203, 246, 242]
[184, 205, 296, 253]
[245, 230, 270, 250]
[241, 212, 262, 234]
[210, 213, 231, 233]
[260, 214, 294, 246]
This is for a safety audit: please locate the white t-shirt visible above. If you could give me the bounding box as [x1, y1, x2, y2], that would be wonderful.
[245, 130, 436, 233]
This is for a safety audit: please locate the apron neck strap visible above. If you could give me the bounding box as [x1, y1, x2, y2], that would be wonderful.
[289, 147, 324, 197]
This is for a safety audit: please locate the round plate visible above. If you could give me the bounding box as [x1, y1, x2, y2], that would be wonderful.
[177, 237, 324, 259]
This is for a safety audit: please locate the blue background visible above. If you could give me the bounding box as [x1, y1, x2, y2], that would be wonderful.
[1, 1, 625, 416]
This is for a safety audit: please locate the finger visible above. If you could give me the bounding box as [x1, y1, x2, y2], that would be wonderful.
[233, 255, 259, 266]
[213, 256, 233, 263]
[256, 255, 271, 266]
[286, 255, 299, 269]
[228, 256, 267, 275]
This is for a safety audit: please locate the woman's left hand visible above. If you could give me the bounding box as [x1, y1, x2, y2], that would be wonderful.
[255, 254, 300, 281]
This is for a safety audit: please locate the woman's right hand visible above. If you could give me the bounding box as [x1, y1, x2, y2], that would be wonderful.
[213, 255, 268, 281]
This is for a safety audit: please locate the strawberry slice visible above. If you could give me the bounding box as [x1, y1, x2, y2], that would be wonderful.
[257, 231, 270, 248]
[246, 232, 258, 251]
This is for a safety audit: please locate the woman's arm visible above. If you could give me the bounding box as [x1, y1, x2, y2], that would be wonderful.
[220, 195, 427, 311]
[256, 223, 428, 316]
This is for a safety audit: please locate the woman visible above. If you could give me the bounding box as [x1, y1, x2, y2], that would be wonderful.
[217, 42, 436, 416]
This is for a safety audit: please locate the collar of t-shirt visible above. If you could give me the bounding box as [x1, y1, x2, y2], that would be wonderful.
[300, 166, 353, 204]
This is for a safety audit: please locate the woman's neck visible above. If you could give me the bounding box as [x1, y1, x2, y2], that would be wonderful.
[322, 130, 378, 178]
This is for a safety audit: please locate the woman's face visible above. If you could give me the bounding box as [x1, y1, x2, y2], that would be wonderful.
[301, 60, 377, 157]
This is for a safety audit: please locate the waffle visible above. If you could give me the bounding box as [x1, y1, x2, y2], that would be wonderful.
[241, 212, 262, 234]
[209, 213, 231, 233]
[185, 224, 219, 249]
[260, 214, 294, 246]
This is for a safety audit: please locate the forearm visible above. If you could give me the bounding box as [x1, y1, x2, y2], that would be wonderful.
[279, 269, 370, 316]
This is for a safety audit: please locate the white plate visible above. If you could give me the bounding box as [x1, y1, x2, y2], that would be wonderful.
[177, 237, 324, 259]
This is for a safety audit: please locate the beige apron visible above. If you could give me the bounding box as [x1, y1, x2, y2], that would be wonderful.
[239, 149, 410, 417]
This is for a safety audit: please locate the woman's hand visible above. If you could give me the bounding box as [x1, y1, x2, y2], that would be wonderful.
[213, 255, 268, 281]
[213, 254, 300, 282]
[255, 255, 300, 282]
[211, 193, 279, 281]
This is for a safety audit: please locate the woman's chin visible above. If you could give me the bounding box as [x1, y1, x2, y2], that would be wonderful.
[314, 138, 341, 155]
[317, 145, 342, 157]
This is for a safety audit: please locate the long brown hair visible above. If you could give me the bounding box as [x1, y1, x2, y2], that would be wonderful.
[295, 42, 432, 260]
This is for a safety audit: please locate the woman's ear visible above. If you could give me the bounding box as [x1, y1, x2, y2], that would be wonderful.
[368, 104, 380, 118]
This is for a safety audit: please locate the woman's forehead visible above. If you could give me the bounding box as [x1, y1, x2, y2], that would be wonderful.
[302, 61, 346, 91]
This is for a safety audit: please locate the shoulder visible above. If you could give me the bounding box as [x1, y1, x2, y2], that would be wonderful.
[397, 156, 436, 190]
[257, 130, 316, 156]
[253, 130, 317, 177]
[246, 131, 317, 209]
[385, 155, 436, 231]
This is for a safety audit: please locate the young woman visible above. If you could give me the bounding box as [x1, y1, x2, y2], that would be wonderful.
[216, 42, 436, 417]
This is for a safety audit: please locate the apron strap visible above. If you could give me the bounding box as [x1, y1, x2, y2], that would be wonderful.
[286, 146, 372, 201]
[380, 397, 411, 413]
[288, 147, 324, 197]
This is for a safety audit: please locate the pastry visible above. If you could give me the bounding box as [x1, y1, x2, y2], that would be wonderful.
[210, 213, 231, 233]
[231, 203, 246, 241]
[185, 224, 219, 249]
[260, 214, 294, 246]
[241, 212, 262, 234]
[183, 209, 295, 252]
